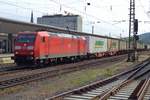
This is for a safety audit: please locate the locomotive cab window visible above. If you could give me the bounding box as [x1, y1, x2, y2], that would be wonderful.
[16, 34, 36, 43]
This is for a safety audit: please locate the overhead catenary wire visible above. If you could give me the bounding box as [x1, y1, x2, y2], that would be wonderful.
[0, 0, 50, 14]
[0, 0, 109, 24]
[0, 0, 128, 28]
[0, 0, 149, 37]
[49, 0, 122, 28]
[0, 0, 149, 22]
[137, 0, 150, 19]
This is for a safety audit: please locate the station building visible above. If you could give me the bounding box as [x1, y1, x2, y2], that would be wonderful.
[37, 14, 83, 32]
[0, 33, 16, 53]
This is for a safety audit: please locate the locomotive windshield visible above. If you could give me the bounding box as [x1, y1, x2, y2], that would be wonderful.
[16, 34, 36, 43]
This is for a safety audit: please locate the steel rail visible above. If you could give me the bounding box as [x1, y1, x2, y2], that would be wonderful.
[46, 58, 150, 100]
[137, 79, 150, 100]
[0, 55, 126, 89]
[99, 60, 150, 100]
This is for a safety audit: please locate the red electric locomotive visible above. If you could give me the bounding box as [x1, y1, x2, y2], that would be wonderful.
[14, 31, 87, 65]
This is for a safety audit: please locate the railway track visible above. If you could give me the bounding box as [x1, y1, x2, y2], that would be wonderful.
[47, 57, 150, 100]
[0, 52, 148, 77]
[0, 55, 126, 89]
[142, 79, 150, 100]
[0, 64, 36, 77]
[0, 54, 126, 75]
[100, 62, 150, 100]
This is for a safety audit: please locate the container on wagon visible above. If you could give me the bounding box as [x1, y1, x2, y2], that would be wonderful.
[119, 40, 127, 50]
[86, 36, 107, 54]
[107, 38, 119, 52]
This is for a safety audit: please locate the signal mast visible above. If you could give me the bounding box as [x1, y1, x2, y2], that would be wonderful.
[127, 0, 138, 62]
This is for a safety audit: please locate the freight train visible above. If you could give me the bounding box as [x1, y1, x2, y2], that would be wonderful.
[14, 31, 147, 65]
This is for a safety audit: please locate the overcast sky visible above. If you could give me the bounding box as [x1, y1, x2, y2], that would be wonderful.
[0, 0, 150, 38]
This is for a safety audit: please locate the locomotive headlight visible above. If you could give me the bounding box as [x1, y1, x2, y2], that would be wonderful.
[15, 51, 18, 54]
[15, 46, 21, 50]
[27, 46, 34, 50]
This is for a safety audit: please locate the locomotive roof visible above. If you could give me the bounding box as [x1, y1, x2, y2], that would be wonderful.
[19, 31, 126, 41]
[48, 32, 86, 39]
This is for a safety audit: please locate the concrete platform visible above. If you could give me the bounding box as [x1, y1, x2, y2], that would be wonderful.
[0, 53, 14, 64]
[0, 53, 14, 58]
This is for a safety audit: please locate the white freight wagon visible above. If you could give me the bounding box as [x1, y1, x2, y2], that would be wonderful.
[86, 36, 107, 54]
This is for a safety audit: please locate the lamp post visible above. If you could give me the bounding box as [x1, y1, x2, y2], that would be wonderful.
[84, 0, 90, 13]
[91, 21, 101, 34]
[92, 25, 94, 34]
[30, 11, 34, 23]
